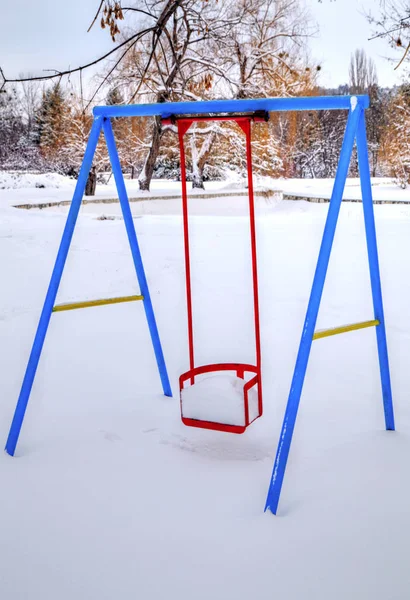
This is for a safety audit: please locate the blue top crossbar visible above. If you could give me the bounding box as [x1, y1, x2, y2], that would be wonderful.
[93, 95, 369, 119]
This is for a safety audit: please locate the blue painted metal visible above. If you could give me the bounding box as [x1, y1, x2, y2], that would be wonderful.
[5, 117, 104, 456]
[102, 118, 172, 397]
[264, 102, 362, 515]
[6, 95, 392, 520]
[93, 95, 370, 119]
[356, 111, 395, 431]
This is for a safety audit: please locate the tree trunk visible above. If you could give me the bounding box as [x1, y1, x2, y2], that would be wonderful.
[138, 116, 162, 191]
[372, 149, 378, 178]
[192, 164, 205, 189]
[85, 166, 97, 196]
[189, 129, 218, 190]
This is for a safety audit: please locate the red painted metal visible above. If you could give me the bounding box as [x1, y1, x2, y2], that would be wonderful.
[181, 418, 248, 435]
[178, 120, 195, 383]
[177, 114, 263, 433]
[242, 120, 263, 418]
[180, 362, 257, 378]
[162, 114, 268, 127]
[180, 363, 259, 433]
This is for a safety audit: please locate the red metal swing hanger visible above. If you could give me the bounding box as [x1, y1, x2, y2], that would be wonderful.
[163, 111, 268, 433]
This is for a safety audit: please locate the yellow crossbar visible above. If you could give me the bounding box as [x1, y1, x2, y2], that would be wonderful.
[313, 319, 379, 341]
[53, 294, 144, 313]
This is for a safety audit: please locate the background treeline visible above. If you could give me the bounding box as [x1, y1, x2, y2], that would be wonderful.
[0, 0, 408, 189]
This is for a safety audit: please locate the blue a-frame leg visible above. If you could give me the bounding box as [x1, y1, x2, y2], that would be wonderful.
[5, 116, 171, 457]
[102, 119, 171, 398]
[356, 111, 395, 430]
[264, 103, 395, 515]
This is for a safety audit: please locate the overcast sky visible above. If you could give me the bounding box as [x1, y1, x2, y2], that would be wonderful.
[306, 0, 402, 88]
[0, 0, 404, 89]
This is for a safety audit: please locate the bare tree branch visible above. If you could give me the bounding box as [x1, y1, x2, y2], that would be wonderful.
[87, 0, 105, 33]
[368, 20, 410, 41]
[0, 67, 7, 93]
[0, 0, 183, 93]
[122, 6, 156, 19]
[0, 28, 152, 88]
[84, 39, 140, 111]
[395, 40, 410, 69]
[366, 2, 410, 68]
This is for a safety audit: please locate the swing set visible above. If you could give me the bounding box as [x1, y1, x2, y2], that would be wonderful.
[5, 95, 395, 516]
[171, 112, 266, 433]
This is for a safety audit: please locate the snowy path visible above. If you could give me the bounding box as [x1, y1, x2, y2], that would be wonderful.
[1, 195, 410, 598]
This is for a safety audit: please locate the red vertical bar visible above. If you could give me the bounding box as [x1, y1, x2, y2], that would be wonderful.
[177, 121, 195, 383]
[242, 120, 263, 416]
[244, 388, 250, 427]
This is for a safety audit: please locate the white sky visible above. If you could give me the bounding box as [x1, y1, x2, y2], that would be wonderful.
[306, 0, 403, 88]
[0, 0, 404, 89]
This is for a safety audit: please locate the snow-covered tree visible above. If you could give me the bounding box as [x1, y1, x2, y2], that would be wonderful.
[366, 83, 391, 177]
[380, 85, 410, 187]
[0, 87, 45, 170]
[20, 79, 41, 133]
[349, 49, 378, 94]
[104, 0, 315, 190]
[100, 0, 222, 190]
[347, 49, 386, 177]
[0, 0, 316, 185]
[106, 86, 124, 107]
[210, 0, 316, 99]
[35, 83, 70, 162]
[291, 105, 346, 178]
[104, 85, 149, 177]
[0, 89, 24, 163]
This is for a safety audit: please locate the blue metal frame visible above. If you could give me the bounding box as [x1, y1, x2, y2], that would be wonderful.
[93, 95, 369, 119]
[356, 111, 395, 431]
[5, 116, 171, 456]
[102, 119, 172, 397]
[264, 100, 395, 515]
[5, 117, 103, 456]
[6, 95, 393, 516]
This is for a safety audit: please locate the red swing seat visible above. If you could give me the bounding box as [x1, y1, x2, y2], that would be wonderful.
[179, 363, 262, 434]
[172, 113, 265, 433]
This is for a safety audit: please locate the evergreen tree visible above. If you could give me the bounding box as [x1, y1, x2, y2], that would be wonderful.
[0, 87, 44, 170]
[35, 83, 70, 162]
[106, 86, 124, 106]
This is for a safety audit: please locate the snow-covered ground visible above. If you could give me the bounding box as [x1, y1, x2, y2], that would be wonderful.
[3, 172, 410, 210]
[280, 176, 410, 203]
[1, 174, 410, 599]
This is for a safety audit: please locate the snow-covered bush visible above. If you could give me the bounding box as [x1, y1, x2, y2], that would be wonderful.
[0, 172, 74, 190]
